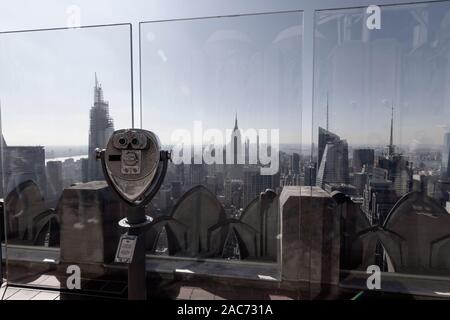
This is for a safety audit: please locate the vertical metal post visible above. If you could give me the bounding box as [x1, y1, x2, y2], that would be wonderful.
[0, 200, 4, 285]
[127, 231, 146, 300]
[121, 204, 149, 300]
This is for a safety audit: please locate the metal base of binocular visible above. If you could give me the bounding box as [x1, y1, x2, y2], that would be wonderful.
[118, 205, 153, 300]
[96, 129, 170, 300]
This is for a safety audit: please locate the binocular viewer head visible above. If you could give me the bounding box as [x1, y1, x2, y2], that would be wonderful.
[96, 128, 169, 207]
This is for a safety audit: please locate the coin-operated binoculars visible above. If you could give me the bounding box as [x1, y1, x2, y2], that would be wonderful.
[96, 129, 170, 300]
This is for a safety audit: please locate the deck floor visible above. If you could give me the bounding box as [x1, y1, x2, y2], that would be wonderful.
[0, 278, 296, 300]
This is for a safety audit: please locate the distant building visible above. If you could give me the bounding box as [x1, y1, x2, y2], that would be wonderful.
[187, 163, 206, 187]
[81, 158, 89, 183]
[304, 163, 317, 186]
[175, 164, 185, 185]
[214, 171, 225, 195]
[61, 158, 83, 188]
[378, 155, 413, 197]
[243, 165, 278, 208]
[87, 73, 114, 181]
[280, 173, 301, 187]
[441, 132, 450, 180]
[227, 114, 244, 179]
[412, 173, 440, 201]
[362, 180, 398, 225]
[353, 165, 387, 195]
[318, 126, 341, 168]
[376, 103, 412, 198]
[291, 153, 300, 174]
[206, 175, 218, 195]
[224, 178, 243, 209]
[46, 161, 63, 200]
[371, 167, 389, 181]
[353, 171, 368, 195]
[242, 166, 258, 206]
[316, 128, 350, 188]
[352, 148, 374, 172]
[244, 138, 250, 165]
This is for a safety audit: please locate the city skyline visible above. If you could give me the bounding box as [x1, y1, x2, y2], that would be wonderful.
[0, 49, 448, 297]
[0, 1, 449, 216]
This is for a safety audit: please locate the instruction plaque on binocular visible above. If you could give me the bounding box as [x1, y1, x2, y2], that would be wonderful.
[115, 234, 138, 264]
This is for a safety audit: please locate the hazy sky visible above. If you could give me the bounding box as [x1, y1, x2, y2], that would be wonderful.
[0, 0, 448, 148]
[0, 25, 132, 146]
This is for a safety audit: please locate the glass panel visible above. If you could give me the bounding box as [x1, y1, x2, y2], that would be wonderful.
[140, 11, 302, 273]
[314, 1, 450, 295]
[0, 24, 132, 292]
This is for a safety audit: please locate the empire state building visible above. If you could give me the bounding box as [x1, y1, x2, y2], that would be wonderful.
[228, 113, 244, 179]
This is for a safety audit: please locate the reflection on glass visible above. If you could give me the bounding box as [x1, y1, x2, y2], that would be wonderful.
[0, 25, 132, 250]
[314, 2, 450, 279]
[140, 12, 303, 261]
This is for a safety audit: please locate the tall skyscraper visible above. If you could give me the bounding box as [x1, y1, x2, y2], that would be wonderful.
[318, 126, 341, 167]
[87, 73, 114, 181]
[387, 103, 395, 157]
[441, 132, 450, 180]
[316, 128, 350, 188]
[377, 103, 412, 197]
[244, 138, 250, 165]
[304, 163, 317, 186]
[228, 114, 244, 179]
[291, 153, 300, 174]
[362, 181, 397, 225]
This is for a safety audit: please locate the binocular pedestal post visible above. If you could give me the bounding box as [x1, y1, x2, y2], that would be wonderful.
[96, 129, 169, 300]
[118, 204, 153, 300]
